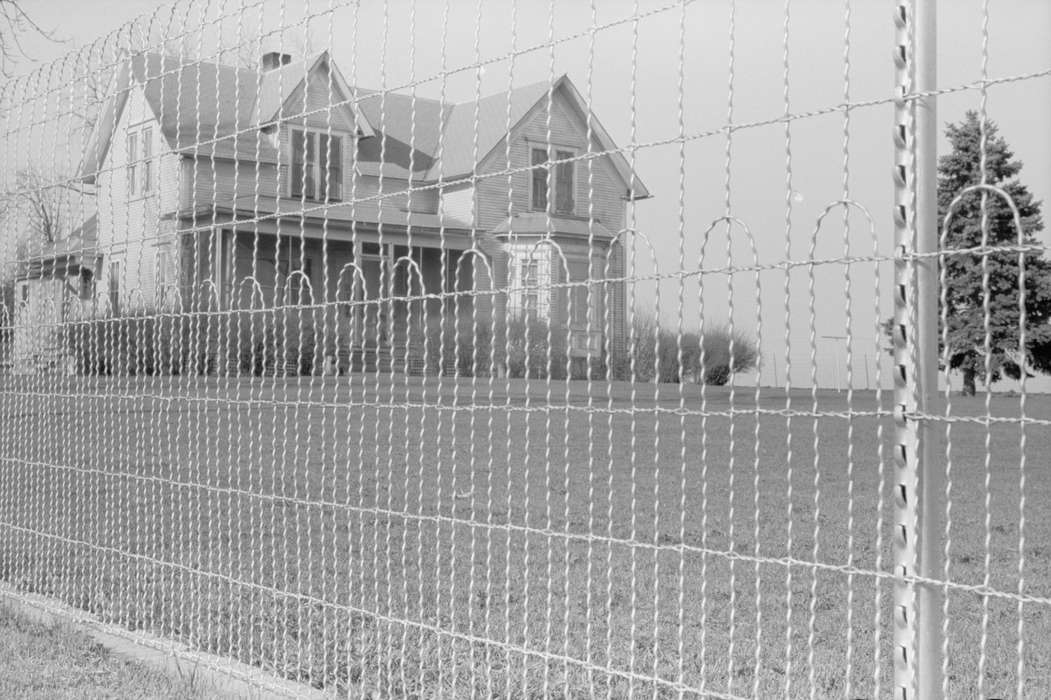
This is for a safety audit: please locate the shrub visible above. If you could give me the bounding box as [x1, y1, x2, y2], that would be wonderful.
[504, 317, 570, 380]
[418, 315, 570, 379]
[611, 314, 759, 384]
[65, 310, 237, 377]
[237, 311, 319, 377]
[67, 315, 150, 376]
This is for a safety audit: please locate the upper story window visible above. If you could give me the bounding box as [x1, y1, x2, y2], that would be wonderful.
[126, 126, 153, 197]
[530, 147, 575, 216]
[291, 129, 342, 202]
[126, 132, 136, 195]
[141, 127, 152, 194]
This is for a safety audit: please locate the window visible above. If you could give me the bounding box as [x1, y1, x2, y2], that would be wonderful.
[531, 148, 548, 212]
[508, 243, 550, 318]
[530, 147, 575, 215]
[79, 270, 95, 301]
[125, 127, 153, 197]
[156, 250, 169, 288]
[291, 129, 342, 201]
[20, 284, 29, 303]
[126, 132, 137, 195]
[571, 285, 589, 326]
[141, 127, 152, 194]
[108, 261, 120, 315]
[555, 150, 574, 214]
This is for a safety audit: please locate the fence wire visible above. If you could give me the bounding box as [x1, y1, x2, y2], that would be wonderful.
[0, 0, 1048, 698]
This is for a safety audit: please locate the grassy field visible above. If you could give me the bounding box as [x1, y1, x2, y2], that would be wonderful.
[0, 374, 1047, 698]
[0, 602, 198, 699]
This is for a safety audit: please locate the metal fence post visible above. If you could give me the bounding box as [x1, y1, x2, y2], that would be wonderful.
[914, 0, 944, 697]
[892, 2, 920, 697]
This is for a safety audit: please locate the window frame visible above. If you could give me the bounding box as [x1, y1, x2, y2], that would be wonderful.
[79, 269, 95, 302]
[529, 145, 576, 216]
[290, 127, 344, 202]
[141, 126, 153, 194]
[508, 242, 551, 319]
[108, 260, 120, 315]
[126, 131, 137, 196]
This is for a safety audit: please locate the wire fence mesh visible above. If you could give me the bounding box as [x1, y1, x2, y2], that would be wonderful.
[0, 0, 1048, 697]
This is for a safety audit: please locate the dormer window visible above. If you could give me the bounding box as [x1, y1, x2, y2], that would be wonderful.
[291, 129, 342, 202]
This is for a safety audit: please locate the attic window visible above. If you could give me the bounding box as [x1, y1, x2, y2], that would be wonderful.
[126, 127, 153, 197]
[126, 132, 137, 195]
[530, 147, 575, 215]
[291, 129, 342, 202]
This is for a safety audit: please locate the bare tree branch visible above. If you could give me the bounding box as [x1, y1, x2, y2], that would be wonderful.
[0, 0, 59, 78]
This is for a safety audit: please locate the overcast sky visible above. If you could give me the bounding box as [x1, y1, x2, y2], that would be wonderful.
[11, 0, 1051, 391]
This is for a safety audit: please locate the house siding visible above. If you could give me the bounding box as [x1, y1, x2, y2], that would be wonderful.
[439, 185, 474, 225]
[473, 85, 627, 234]
[471, 84, 629, 365]
[95, 86, 177, 311]
[44, 57, 635, 377]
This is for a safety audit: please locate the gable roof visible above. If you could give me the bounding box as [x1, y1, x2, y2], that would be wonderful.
[422, 79, 551, 181]
[78, 51, 372, 182]
[78, 54, 649, 201]
[432, 75, 649, 200]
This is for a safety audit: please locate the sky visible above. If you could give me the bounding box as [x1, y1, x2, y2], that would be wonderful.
[9, 0, 1051, 391]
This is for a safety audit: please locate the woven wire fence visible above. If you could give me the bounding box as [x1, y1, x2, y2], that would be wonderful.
[0, 0, 1048, 697]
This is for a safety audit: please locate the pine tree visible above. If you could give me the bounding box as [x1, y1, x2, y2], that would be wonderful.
[938, 111, 1051, 395]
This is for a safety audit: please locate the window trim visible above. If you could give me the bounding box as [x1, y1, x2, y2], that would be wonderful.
[126, 125, 154, 199]
[141, 126, 153, 195]
[290, 127, 344, 202]
[126, 131, 137, 196]
[529, 145, 576, 216]
[108, 260, 121, 315]
[554, 148, 575, 215]
[508, 242, 551, 319]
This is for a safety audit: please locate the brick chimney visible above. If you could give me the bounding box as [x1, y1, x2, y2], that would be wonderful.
[261, 51, 292, 71]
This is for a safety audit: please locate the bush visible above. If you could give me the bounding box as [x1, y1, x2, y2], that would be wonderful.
[422, 319, 496, 376]
[237, 310, 320, 377]
[419, 315, 570, 379]
[65, 310, 244, 377]
[611, 315, 759, 384]
[504, 317, 570, 380]
[65, 313, 183, 376]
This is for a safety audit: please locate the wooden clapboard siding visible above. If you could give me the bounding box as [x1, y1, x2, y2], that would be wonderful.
[467, 82, 629, 360]
[94, 86, 179, 310]
[472, 83, 627, 234]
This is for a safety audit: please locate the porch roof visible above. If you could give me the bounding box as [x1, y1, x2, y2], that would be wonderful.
[488, 212, 617, 240]
[14, 215, 99, 280]
[176, 195, 473, 230]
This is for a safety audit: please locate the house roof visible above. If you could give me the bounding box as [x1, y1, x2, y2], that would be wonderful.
[422, 80, 551, 181]
[79, 52, 371, 181]
[78, 52, 650, 201]
[15, 215, 99, 280]
[184, 195, 474, 232]
[488, 213, 618, 241]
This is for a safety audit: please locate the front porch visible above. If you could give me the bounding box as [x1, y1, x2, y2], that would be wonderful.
[181, 226, 499, 376]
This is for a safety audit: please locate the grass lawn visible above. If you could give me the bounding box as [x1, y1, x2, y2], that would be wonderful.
[0, 374, 1048, 698]
[0, 602, 198, 699]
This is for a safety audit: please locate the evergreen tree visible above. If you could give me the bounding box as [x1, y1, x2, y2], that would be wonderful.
[938, 111, 1051, 395]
